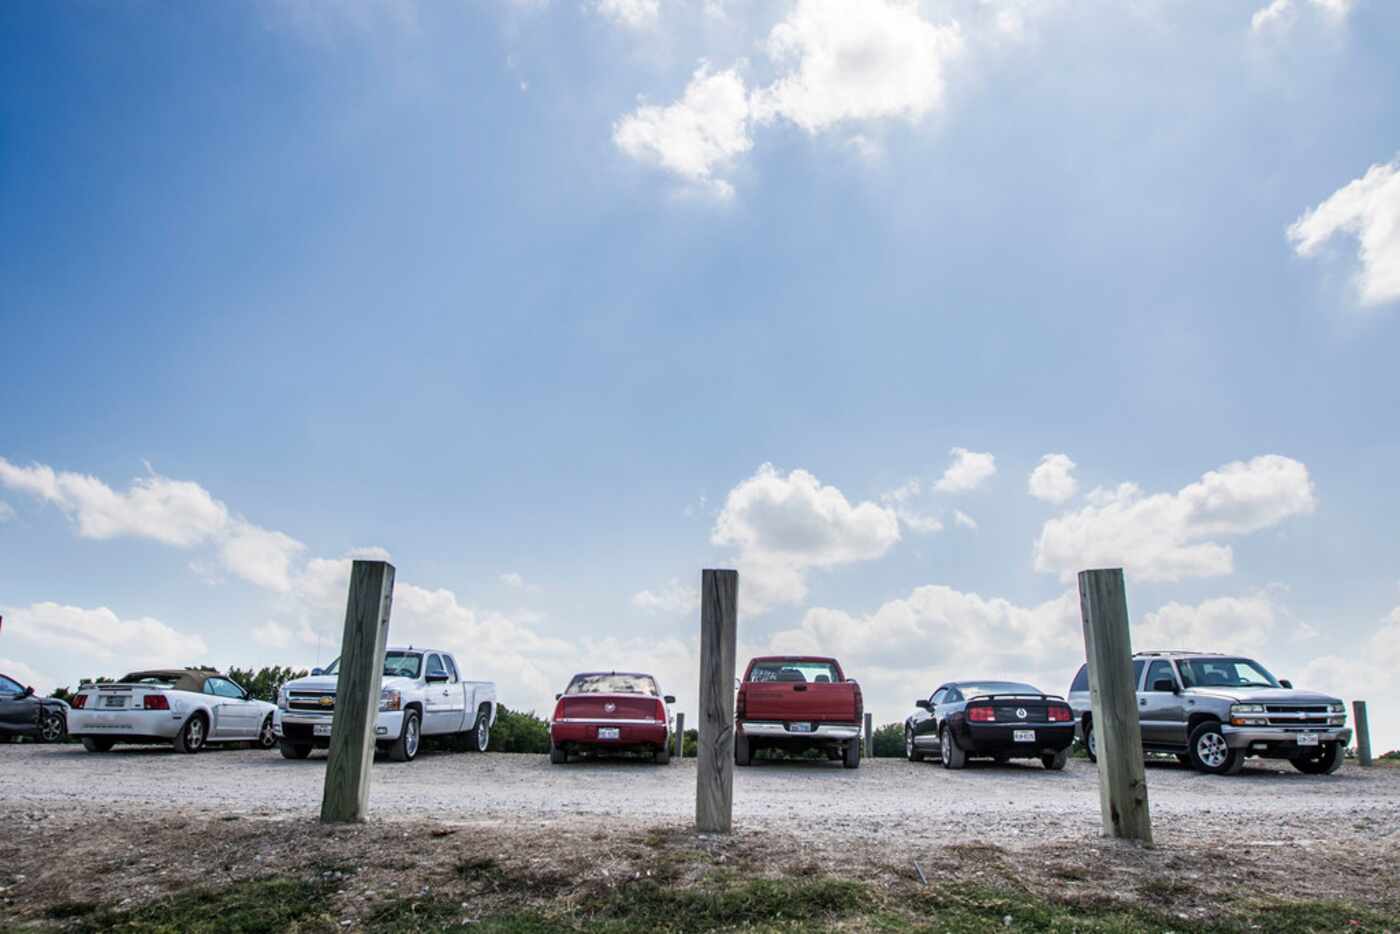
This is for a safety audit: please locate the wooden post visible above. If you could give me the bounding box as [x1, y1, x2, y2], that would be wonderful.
[863, 711, 874, 758]
[1353, 701, 1372, 767]
[696, 569, 737, 833]
[674, 712, 685, 758]
[320, 560, 395, 824]
[1078, 568, 1152, 845]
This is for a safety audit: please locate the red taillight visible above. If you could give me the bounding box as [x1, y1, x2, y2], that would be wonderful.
[852, 682, 864, 719]
[967, 705, 996, 722]
[1047, 705, 1071, 722]
[143, 694, 169, 710]
[551, 699, 565, 722]
[71, 694, 88, 709]
[655, 700, 667, 723]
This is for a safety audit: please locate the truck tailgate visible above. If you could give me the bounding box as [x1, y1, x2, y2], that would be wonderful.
[743, 683, 858, 722]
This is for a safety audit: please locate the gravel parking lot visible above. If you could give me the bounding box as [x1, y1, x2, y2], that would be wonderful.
[6, 744, 1399, 847]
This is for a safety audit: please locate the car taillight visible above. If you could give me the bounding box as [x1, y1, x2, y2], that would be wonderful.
[655, 699, 667, 723]
[967, 705, 996, 722]
[852, 682, 863, 719]
[71, 694, 88, 709]
[144, 694, 170, 710]
[552, 699, 565, 722]
[736, 687, 746, 721]
[1047, 705, 1071, 722]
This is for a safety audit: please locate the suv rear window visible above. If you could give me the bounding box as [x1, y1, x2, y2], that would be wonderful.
[748, 661, 840, 684]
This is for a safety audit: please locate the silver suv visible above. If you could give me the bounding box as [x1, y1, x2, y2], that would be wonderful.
[1067, 651, 1351, 776]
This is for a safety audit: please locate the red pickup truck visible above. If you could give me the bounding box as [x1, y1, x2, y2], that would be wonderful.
[735, 655, 864, 769]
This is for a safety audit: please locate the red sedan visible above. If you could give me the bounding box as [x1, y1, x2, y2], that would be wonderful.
[549, 671, 674, 765]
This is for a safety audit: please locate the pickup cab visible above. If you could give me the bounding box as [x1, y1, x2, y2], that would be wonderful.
[735, 655, 864, 768]
[273, 646, 496, 763]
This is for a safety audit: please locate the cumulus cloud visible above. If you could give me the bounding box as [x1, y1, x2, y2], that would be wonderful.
[595, 0, 659, 29]
[1028, 453, 1077, 504]
[1288, 156, 1400, 308]
[712, 464, 900, 611]
[0, 602, 209, 670]
[934, 447, 997, 493]
[613, 64, 752, 199]
[632, 578, 700, 614]
[499, 572, 526, 590]
[952, 509, 977, 530]
[1299, 602, 1400, 754]
[880, 479, 943, 534]
[1134, 591, 1290, 656]
[1033, 455, 1317, 583]
[1251, 0, 1354, 32]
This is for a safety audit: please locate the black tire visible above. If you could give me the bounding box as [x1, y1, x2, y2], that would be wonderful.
[173, 714, 207, 754]
[1291, 742, 1345, 775]
[256, 716, 277, 750]
[654, 742, 671, 765]
[1187, 721, 1243, 775]
[734, 733, 751, 767]
[39, 710, 67, 744]
[81, 736, 114, 753]
[1042, 748, 1070, 771]
[549, 742, 567, 764]
[843, 737, 861, 769]
[465, 707, 491, 753]
[279, 741, 312, 759]
[905, 727, 924, 762]
[940, 726, 966, 770]
[389, 710, 421, 763]
[1083, 722, 1098, 764]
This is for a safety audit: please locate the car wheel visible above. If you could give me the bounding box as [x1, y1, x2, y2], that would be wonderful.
[279, 740, 312, 759]
[843, 737, 861, 769]
[1187, 721, 1242, 775]
[1291, 742, 1345, 775]
[1083, 722, 1098, 764]
[39, 710, 67, 744]
[173, 714, 207, 754]
[256, 716, 277, 750]
[466, 707, 490, 753]
[1042, 748, 1070, 771]
[389, 710, 420, 762]
[654, 741, 671, 765]
[940, 727, 966, 770]
[549, 742, 567, 764]
[734, 733, 751, 767]
[82, 737, 115, 753]
[905, 727, 924, 762]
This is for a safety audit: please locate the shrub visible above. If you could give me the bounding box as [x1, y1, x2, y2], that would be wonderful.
[489, 705, 551, 753]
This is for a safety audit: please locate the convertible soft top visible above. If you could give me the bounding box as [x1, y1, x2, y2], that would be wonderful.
[117, 669, 215, 693]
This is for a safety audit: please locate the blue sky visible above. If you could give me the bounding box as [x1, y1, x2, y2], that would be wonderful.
[3, 1, 1399, 748]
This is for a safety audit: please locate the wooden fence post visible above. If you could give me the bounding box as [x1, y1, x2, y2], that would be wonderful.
[1078, 568, 1152, 845]
[320, 560, 395, 824]
[696, 569, 737, 833]
[863, 712, 873, 758]
[1353, 701, 1372, 767]
[674, 712, 685, 758]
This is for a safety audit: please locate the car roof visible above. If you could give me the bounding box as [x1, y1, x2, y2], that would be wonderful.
[947, 680, 1039, 690]
[748, 656, 838, 664]
[569, 671, 655, 679]
[1134, 651, 1232, 658]
[119, 669, 216, 691]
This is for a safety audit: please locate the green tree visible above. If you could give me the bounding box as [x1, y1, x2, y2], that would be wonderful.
[225, 666, 310, 703]
[487, 705, 551, 753]
[872, 722, 905, 757]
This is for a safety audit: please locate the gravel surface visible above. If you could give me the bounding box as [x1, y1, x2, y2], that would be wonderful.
[6, 744, 1400, 847]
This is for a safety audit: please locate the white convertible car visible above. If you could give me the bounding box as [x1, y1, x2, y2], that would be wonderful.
[67, 668, 278, 753]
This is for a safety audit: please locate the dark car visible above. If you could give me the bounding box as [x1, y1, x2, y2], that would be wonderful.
[0, 672, 68, 743]
[904, 680, 1075, 770]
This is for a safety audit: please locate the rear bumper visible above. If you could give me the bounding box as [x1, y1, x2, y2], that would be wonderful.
[739, 721, 861, 740]
[68, 709, 183, 740]
[551, 719, 667, 749]
[1222, 725, 1352, 751]
[956, 722, 1076, 755]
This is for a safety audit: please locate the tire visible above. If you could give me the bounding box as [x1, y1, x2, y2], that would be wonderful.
[82, 736, 115, 753]
[1083, 722, 1098, 764]
[549, 742, 567, 764]
[905, 727, 924, 762]
[256, 716, 277, 750]
[1187, 721, 1243, 775]
[389, 710, 421, 762]
[279, 741, 312, 759]
[1042, 748, 1070, 771]
[940, 726, 966, 770]
[734, 733, 751, 767]
[39, 710, 67, 744]
[465, 707, 491, 753]
[173, 714, 207, 754]
[1291, 742, 1345, 775]
[654, 742, 671, 765]
[843, 737, 861, 769]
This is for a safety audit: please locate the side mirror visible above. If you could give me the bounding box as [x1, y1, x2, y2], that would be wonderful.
[663, 695, 676, 704]
[425, 673, 449, 684]
[1152, 679, 1177, 693]
[915, 699, 931, 710]
[311, 667, 323, 677]
[1280, 679, 1293, 689]
[23, 685, 35, 698]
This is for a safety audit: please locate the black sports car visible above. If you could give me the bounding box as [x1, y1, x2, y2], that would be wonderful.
[0, 672, 68, 743]
[904, 680, 1075, 770]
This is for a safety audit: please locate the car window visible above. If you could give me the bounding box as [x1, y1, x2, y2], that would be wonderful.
[1145, 661, 1176, 691]
[747, 661, 840, 683]
[426, 654, 447, 679]
[961, 682, 1039, 698]
[1133, 659, 1146, 688]
[565, 673, 660, 696]
[205, 677, 246, 699]
[945, 688, 963, 703]
[1177, 657, 1278, 689]
[443, 655, 459, 682]
[931, 688, 947, 706]
[1070, 665, 1089, 693]
[0, 675, 23, 695]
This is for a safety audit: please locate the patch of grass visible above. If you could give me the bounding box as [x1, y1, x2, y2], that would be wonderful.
[43, 901, 99, 920]
[582, 875, 870, 930]
[70, 877, 335, 934]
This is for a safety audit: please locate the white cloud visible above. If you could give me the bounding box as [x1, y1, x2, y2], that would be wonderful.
[252, 620, 294, 650]
[0, 658, 54, 694]
[1288, 156, 1400, 307]
[1299, 603, 1400, 754]
[221, 521, 306, 593]
[952, 509, 977, 530]
[1033, 455, 1317, 583]
[0, 501, 13, 523]
[0, 602, 209, 671]
[294, 547, 395, 611]
[934, 447, 997, 493]
[712, 464, 901, 611]
[632, 578, 700, 614]
[880, 479, 943, 534]
[596, 0, 659, 29]
[499, 571, 526, 590]
[1028, 453, 1078, 504]
[1252, 0, 1354, 31]
[1134, 591, 1288, 656]
[613, 64, 752, 199]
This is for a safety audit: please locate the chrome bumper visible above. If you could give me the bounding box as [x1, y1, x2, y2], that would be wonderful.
[740, 721, 861, 740]
[1222, 725, 1352, 749]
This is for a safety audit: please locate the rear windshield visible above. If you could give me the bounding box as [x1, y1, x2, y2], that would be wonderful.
[961, 682, 1039, 698]
[323, 651, 423, 679]
[120, 675, 179, 687]
[565, 674, 659, 696]
[747, 661, 840, 684]
[1177, 657, 1278, 689]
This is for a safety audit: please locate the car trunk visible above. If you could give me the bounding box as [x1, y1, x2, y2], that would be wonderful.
[558, 693, 661, 721]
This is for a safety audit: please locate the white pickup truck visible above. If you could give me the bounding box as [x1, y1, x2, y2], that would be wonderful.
[273, 646, 496, 763]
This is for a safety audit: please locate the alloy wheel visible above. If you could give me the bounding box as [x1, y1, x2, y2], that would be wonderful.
[405, 717, 420, 758]
[940, 730, 951, 762]
[259, 718, 276, 749]
[187, 717, 205, 750]
[476, 720, 490, 752]
[905, 729, 914, 758]
[1196, 732, 1228, 769]
[40, 712, 65, 743]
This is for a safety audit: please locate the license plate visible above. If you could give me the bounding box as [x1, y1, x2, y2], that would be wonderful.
[103, 696, 126, 708]
[598, 727, 620, 740]
[1013, 729, 1035, 743]
[1296, 733, 1319, 747]
[789, 722, 813, 733]
[313, 724, 332, 737]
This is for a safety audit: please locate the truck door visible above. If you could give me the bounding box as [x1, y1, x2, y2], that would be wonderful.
[423, 654, 464, 735]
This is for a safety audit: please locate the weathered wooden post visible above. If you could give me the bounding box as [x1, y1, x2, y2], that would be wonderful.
[696, 569, 737, 833]
[1353, 701, 1372, 767]
[320, 559, 395, 823]
[1078, 568, 1152, 845]
[674, 712, 686, 758]
[863, 712, 874, 758]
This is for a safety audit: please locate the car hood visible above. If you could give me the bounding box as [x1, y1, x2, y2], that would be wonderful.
[1184, 687, 1340, 705]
